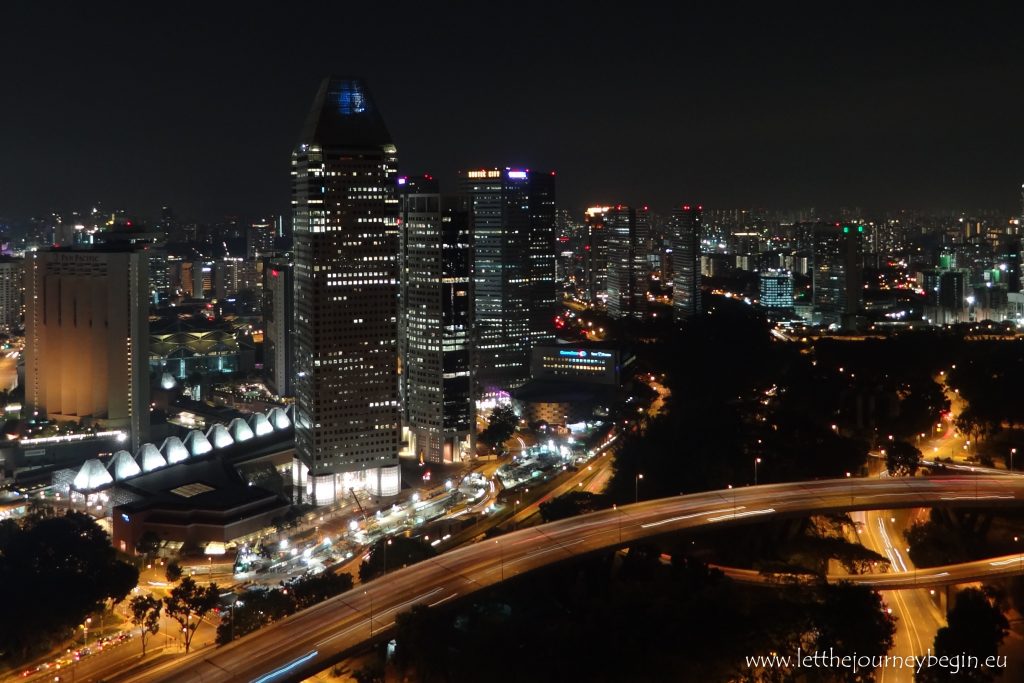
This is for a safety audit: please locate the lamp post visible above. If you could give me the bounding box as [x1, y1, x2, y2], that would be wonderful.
[365, 591, 373, 637]
[1012, 448, 1017, 473]
[382, 537, 392, 574]
[754, 457, 762, 486]
[1015, 536, 1022, 574]
[635, 473, 643, 504]
[83, 617, 91, 647]
[846, 472, 853, 506]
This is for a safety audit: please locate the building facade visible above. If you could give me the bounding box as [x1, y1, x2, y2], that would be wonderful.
[812, 224, 864, 326]
[460, 168, 556, 394]
[263, 257, 294, 397]
[759, 270, 794, 309]
[399, 176, 475, 463]
[671, 204, 703, 323]
[292, 77, 402, 502]
[606, 205, 650, 319]
[24, 247, 149, 449]
[0, 256, 23, 333]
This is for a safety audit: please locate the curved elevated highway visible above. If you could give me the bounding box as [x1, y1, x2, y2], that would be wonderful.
[123, 476, 1024, 683]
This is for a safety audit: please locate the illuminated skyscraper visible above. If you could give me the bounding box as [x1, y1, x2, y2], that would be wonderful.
[459, 168, 556, 393]
[24, 247, 149, 450]
[582, 206, 609, 302]
[263, 257, 294, 397]
[399, 176, 475, 463]
[292, 77, 401, 503]
[812, 224, 863, 327]
[606, 204, 650, 319]
[0, 257, 23, 333]
[759, 270, 794, 309]
[671, 204, 703, 323]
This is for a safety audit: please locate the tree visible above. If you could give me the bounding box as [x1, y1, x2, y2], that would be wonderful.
[135, 531, 161, 558]
[886, 440, 921, 477]
[812, 583, 896, 683]
[919, 588, 1008, 683]
[163, 577, 219, 653]
[539, 491, 609, 522]
[359, 537, 436, 583]
[352, 661, 385, 683]
[290, 571, 353, 610]
[165, 561, 182, 582]
[0, 511, 139, 662]
[129, 594, 162, 656]
[479, 404, 517, 449]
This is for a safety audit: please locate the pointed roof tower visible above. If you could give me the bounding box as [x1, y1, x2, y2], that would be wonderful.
[298, 78, 393, 148]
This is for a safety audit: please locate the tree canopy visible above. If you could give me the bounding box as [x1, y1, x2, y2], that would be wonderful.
[0, 511, 139, 662]
[479, 404, 517, 449]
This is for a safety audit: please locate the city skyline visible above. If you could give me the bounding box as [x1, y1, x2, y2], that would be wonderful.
[6, 6, 1024, 682]
[3, 4, 1024, 222]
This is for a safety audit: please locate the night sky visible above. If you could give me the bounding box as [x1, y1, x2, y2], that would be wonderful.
[3, 2, 1024, 221]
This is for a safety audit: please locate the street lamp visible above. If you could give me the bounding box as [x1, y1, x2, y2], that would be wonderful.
[846, 471, 853, 505]
[1012, 448, 1017, 473]
[1015, 536, 1022, 574]
[382, 537, 392, 574]
[754, 457, 762, 486]
[635, 473, 643, 504]
[83, 617, 92, 647]
[365, 590, 373, 637]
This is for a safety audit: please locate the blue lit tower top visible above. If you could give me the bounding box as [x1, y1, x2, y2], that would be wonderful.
[298, 77, 392, 148]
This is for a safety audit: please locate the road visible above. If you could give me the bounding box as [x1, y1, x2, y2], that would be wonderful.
[850, 508, 943, 683]
[115, 475, 1024, 683]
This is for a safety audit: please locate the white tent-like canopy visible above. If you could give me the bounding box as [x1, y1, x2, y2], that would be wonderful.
[228, 417, 255, 442]
[206, 423, 234, 449]
[249, 411, 274, 437]
[160, 436, 190, 464]
[183, 429, 213, 456]
[267, 407, 292, 430]
[107, 450, 141, 481]
[136, 443, 167, 473]
[74, 459, 114, 491]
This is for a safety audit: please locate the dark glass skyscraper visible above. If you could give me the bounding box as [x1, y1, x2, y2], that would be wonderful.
[459, 168, 556, 394]
[292, 78, 401, 503]
[671, 204, 703, 323]
[583, 206, 609, 303]
[812, 224, 864, 327]
[263, 257, 294, 398]
[399, 176, 475, 463]
[606, 204, 650, 319]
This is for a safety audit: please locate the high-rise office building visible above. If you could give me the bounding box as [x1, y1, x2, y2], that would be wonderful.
[671, 204, 703, 323]
[759, 270, 794, 309]
[248, 218, 279, 259]
[606, 205, 650, 319]
[24, 247, 149, 450]
[460, 167, 556, 394]
[0, 257, 23, 333]
[812, 224, 864, 326]
[292, 77, 401, 503]
[583, 206, 609, 302]
[399, 176, 475, 463]
[263, 257, 294, 397]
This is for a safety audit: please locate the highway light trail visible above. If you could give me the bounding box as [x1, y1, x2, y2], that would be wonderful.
[249, 650, 318, 683]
